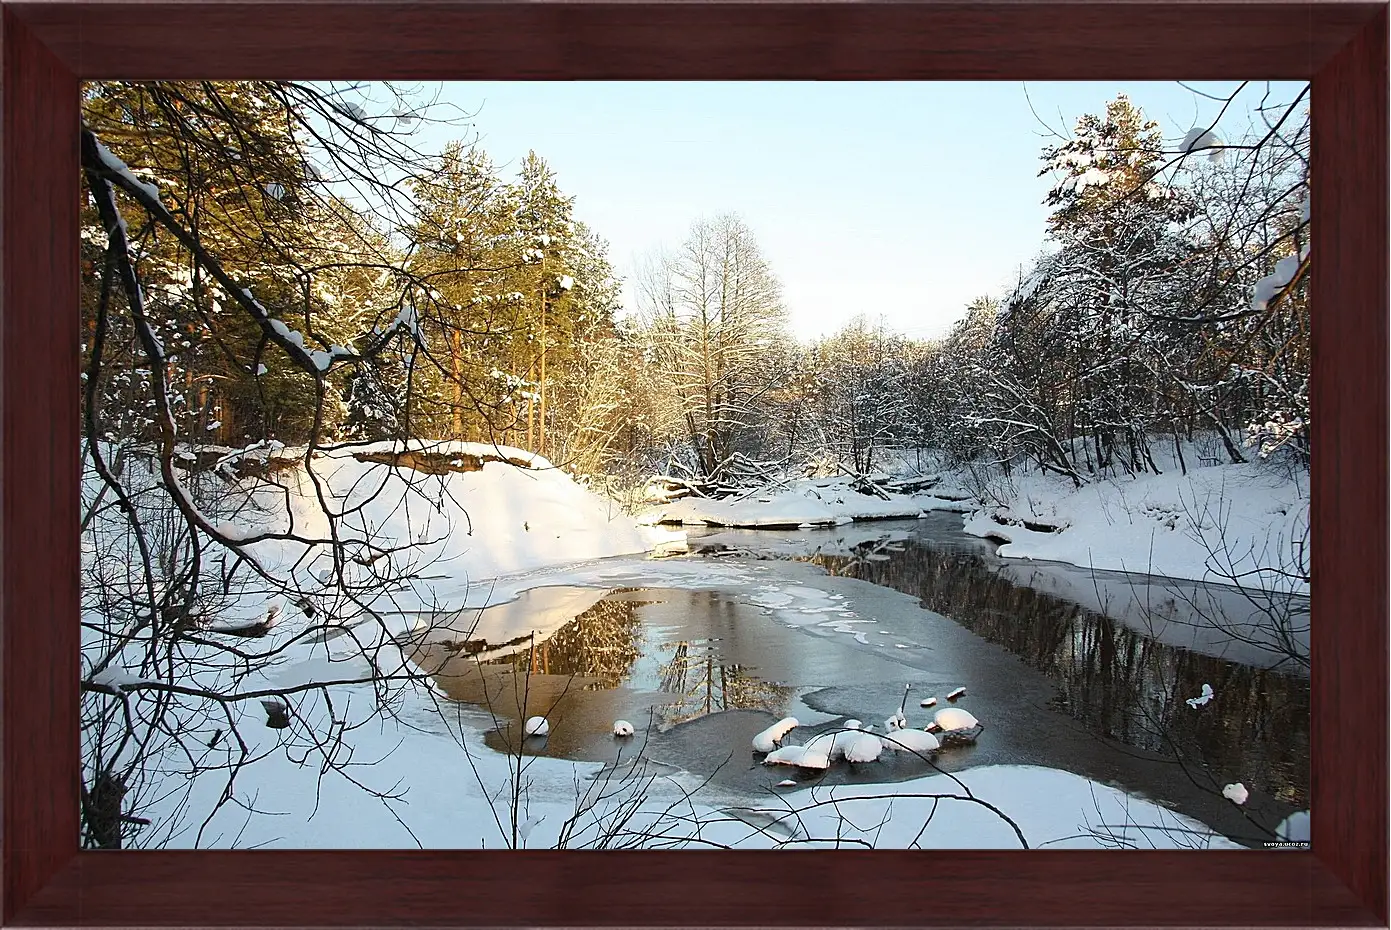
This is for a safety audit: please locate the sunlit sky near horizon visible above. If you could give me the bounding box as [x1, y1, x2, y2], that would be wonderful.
[408, 81, 1306, 343]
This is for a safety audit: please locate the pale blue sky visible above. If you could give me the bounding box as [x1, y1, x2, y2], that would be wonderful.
[405, 81, 1305, 342]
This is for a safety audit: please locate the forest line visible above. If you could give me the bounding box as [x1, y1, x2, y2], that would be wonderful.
[82, 82, 1310, 499]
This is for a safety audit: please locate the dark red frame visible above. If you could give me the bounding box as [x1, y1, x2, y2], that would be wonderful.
[2, 2, 1386, 926]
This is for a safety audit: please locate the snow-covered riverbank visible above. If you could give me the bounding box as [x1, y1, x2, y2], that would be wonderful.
[956, 460, 1308, 595]
[638, 475, 972, 529]
[226, 440, 685, 610]
[638, 454, 1308, 595]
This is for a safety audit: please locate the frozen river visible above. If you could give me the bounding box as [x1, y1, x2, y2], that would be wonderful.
[407, 513, 1308, 848]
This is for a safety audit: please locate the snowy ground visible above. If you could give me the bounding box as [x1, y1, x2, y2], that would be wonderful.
[88, 441, 1301, 849]
[171, 699, 1245, 850]
[639, 476, 972, 529]
[145, 545, 1248, 851]
[957, 459, 1309, 595]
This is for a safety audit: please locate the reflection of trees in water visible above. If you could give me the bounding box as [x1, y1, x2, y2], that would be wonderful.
[656, 640, 795, 728]
[486, 597, 646, 688]
[812, 542, 1310, 806]
[478, 588, 795, 728]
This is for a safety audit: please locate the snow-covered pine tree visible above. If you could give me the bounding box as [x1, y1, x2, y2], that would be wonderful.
[996, 95, 1197, 478]
[343, 356, 407, 441]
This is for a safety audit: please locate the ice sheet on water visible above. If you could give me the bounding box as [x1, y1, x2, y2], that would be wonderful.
[817, 617, 874, 644]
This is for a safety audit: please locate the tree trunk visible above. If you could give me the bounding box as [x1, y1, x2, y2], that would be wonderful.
[449, 327, 465, 440]
[538, 288, 547, 456]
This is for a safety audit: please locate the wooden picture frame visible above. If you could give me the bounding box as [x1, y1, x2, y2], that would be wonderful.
[2, 2, 1385, 925]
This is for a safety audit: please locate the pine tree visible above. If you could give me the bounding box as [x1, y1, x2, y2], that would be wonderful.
[82, 81, 402, 446]
[404, 141, 521, 441]
[510, 151, 578, 455]
[1010, 95, 1199, 475]
[343, 354, 407, 441]
[1040, 94, 1190, 234]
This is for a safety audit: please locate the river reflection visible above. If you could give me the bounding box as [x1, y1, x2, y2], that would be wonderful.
[481, 596, 645, 687]
[406, 589, 797, 758]
[801, 522, 1310, 807]
[483, 591, 797, 728]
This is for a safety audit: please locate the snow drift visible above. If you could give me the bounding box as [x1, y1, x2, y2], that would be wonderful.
[219, 441, 680, 609]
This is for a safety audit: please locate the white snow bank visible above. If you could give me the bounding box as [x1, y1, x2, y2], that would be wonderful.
[959, 461, 1308, 594]
[731, 764, 1244, 849]
[640, 477, 967, 529]
[233, 441, 682, 609]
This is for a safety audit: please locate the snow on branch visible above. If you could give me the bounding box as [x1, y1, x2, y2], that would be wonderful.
[1180, 127, 1224, 162]
[83, 126, 356, 379]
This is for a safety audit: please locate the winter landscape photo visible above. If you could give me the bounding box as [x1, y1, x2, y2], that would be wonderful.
[80, 80, 1311, 851]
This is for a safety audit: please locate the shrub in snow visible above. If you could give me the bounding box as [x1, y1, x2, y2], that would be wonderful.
[844, 732, 885, 763]
[762, 745, 810, 767]
[1246, 413, 1306, 460]
[764, 735, 834, 770]
[798, 733, 835, 769]
[829, 728, 859, 762]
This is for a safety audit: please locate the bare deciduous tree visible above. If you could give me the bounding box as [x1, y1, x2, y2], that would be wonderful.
[637, 215, 791, 486]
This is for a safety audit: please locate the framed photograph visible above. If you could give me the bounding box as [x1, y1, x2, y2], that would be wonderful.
[3, 1, 1385, 926]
